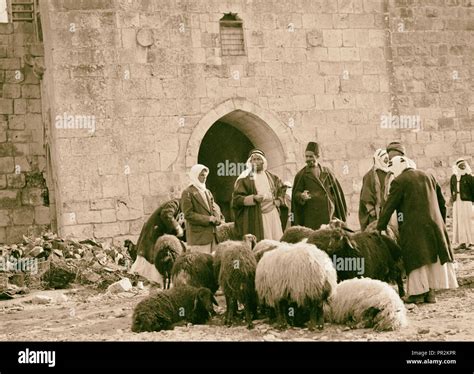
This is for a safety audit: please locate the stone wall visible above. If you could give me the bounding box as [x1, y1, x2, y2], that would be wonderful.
[388, 0, 474, 189]
[0, 16, 52, 244]
[38, 0, 472, 243]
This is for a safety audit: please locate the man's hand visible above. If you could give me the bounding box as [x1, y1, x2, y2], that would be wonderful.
[253, 194, 264, 203]
[175, 226, 184, 237]
[274, 199, 281, 208]
[209, 216, 222, 226]
[301, 190, 311, 201]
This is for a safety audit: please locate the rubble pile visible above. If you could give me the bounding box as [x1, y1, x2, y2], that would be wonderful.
[0, 232, 135, 297]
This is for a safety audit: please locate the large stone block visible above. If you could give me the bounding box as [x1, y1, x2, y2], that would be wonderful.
[34, 206, 50, 225]
[101, 174, 129, 198]
[93, 222, 121, 238]
[12, 207, 34, 225]
[101, 209, 116, 223]
[0, 209, 11, 226]
[3, 84, 21, 99]
[21, 85, 41, 99]
[0, 99, 13, 114]
[76, 210, 102, 224]
[7, 174, 26, 189]
[6, 225, 29, 243]
[61, 224, 93, 240]
[0, 157, 14, 173]
[323, 30, 343, 47]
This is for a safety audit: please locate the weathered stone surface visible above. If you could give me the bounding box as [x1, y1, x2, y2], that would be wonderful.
[1, 0, 467, 244]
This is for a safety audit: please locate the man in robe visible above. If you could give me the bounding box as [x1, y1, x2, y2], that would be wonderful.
[450, 158, 474, 250]
[359, 149, 390, 231]
[129, 198, 184, 284]
[292, 142, 347, 230]
[377, 156, 458, 304]
[232, 149, 285, 241]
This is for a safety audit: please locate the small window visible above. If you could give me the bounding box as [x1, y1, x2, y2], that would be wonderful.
[7, 0, 42, 41]
[220, 13, 245, 56]
[10, 0, 34, 22]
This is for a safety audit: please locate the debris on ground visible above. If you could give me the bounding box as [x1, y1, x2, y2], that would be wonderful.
[1, 231, 135, 294]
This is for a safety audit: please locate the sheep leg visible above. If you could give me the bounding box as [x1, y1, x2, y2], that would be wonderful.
[225, 295, 235, 327]
[275, 300, 287, 330]
[245, 295, 255, 330]
[397, 276, 405, 298]
[308, 300, 324, 331]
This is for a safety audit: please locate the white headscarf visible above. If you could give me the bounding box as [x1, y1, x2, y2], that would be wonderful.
[236, 152, 268, 181]
[389, 156, 415, 178]
[189, 164, 209, 192]
[373, 148, 389, 172]
[453, 158, 472, 181]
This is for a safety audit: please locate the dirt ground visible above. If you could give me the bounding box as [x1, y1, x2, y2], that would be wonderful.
[1, 250, 473, 342]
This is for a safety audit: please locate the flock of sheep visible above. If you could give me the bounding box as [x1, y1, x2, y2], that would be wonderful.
[131, 221, 408, 334]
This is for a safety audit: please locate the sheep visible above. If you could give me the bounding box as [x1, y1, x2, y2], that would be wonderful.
[124, 239, 137, 262]
[171, 252, 218, 294]
[307, 227, 405, 297]
[215, 222, 239, 243]
[153, 234, 187, 289]
[327, 278, 407, 331]
[365, 220, 400, 244]
[213, 234, 256, 282]
[213, 234, 257, 329]
[255, 241, 337, 330]
[280, 225, 315, 244]
[131, 285, 217, 332]
[252, 239, 280, 262]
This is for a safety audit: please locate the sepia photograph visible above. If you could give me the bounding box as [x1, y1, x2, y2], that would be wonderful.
[0, 0, 473, 369]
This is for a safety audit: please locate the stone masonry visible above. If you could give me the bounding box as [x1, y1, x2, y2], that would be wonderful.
[3, 0, 467, 244]
[0, 15, 53, 244]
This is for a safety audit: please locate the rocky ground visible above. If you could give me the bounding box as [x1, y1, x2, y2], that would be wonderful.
[1, 250, 473, 342]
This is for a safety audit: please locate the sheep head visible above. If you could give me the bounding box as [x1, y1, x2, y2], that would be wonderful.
[242, 234, 257, 250]
[193, 287, 218, 316]
[310, 228, 357, 256]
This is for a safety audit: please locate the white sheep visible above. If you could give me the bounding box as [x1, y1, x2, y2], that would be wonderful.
[252, 239, 280, 262]
[255, 241, 337, 330]
[327, 277, 408, 331]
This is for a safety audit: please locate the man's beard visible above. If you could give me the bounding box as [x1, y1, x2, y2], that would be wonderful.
[251, 164, 262, 173]
[306, 160, 315, 167]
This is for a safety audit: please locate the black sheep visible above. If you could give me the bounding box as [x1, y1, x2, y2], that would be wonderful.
[171, 252, 218, 294]
[307, 227, 405, 297]
[131, 285, 217, 332]
[218, 242, 258, 329]
[154, 235, 187, 289]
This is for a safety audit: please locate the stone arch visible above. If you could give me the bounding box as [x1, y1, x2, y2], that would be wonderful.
[185, 98, 297, 180]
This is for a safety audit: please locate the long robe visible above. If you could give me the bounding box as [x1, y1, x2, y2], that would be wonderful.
[359, 168, 389, 231]
[291, 165, 347, 230]
[136, 199, 182, 263]
[450, 174, 474, 245]
[377, 169, 454, 275]
[232, 171, 284, 241]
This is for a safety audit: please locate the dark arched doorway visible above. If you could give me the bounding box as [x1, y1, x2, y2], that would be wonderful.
[198, 121, 254, 221]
